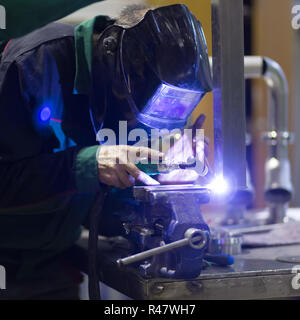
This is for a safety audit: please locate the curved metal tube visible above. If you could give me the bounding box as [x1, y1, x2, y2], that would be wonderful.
[263, 57, 289, 133]
[209, 56, 293, 223]
[244, 57, 293, 223]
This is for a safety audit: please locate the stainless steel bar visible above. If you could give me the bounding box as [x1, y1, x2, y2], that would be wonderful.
[211, 0, 247, 190]
[117, 238, 191, 267]
[117, 228, 208, 267]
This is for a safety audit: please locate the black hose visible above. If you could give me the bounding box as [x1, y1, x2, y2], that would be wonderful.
[88, 189, 108, 300]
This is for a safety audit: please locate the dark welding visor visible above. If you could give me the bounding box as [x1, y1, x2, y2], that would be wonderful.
[93, 4, 212, 129]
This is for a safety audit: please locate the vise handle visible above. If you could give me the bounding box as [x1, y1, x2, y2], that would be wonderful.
[117, 228, 208, 267]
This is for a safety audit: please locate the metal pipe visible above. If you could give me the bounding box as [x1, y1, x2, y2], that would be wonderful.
[246, 57, 293, 223]
[262, 58, 293, 223]
[244, 56, 265, 79]
[210, 56, 293, 223]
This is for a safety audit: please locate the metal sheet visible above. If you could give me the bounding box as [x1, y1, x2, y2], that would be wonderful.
[133, 185, 211, 203]
[211, 0, 247, 190]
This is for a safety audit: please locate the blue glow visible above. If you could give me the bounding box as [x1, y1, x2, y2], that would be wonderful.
[39, 106, 51, 122]
[142, 83, 202, 121]
[207, 176, 230, 195]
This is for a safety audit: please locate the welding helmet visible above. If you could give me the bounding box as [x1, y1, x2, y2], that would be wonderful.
[91, 4, 212, 130]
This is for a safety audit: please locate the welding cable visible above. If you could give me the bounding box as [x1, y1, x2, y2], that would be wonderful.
[88, 188, 108, 300]
[88, 83, 108, 300]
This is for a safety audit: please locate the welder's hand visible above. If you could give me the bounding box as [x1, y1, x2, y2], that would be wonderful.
[97, 145, 163, 189]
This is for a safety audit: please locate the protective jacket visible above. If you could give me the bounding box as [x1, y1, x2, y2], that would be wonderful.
[0, 19, 110, 280]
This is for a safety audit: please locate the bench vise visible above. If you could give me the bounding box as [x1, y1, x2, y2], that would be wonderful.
[117, 185, 210, 279]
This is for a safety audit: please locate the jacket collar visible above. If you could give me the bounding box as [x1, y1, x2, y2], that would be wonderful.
[74, 15, 114, 95]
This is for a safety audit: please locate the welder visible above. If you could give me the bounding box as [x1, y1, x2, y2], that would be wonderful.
[0, 3, 212, 299]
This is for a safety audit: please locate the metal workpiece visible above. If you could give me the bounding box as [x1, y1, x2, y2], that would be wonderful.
[244, 57, 293, 222]
[211, 0, 247, 190]
[133, 185, 211, 204]
[209, 55, 293, 222]
[209, 0, 291, 222]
